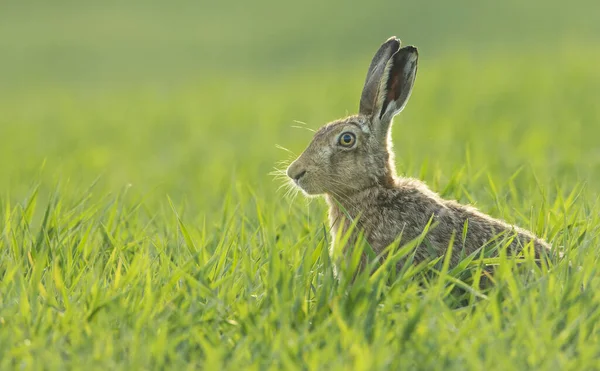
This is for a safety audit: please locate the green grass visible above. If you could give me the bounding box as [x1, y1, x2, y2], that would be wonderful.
[1, 1, 600, 370]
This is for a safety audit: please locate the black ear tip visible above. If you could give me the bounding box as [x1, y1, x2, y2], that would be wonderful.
[397, 46, 419, 62]
[401, 45, 419, 54]
[383, 36, 401, 49]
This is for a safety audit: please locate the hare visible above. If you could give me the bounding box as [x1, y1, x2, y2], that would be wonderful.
[286, 36, 552, 270]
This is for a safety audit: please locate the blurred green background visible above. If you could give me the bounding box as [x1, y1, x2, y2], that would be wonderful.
[2, 0, 600, 86]
[1, 0, 599, 211]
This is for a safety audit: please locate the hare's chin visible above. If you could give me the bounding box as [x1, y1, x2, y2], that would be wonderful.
[293, 180, 320, 196]
[298, 188, 320, 197]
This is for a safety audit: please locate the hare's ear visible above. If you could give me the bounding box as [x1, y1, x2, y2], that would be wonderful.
[359, 37, 401, 117]
[364, 46, 418, 137]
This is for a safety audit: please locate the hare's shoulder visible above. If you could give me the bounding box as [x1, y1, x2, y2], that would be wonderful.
[357, 180, 444, 250]
[378, 178, 445, 207]
[366, 178, 446, 221]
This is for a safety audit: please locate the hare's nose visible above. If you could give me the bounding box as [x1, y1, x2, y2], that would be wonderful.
[287, 164, 307, 182]
[293, 170, 307, 181]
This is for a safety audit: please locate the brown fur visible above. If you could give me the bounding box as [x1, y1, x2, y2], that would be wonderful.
[286, 37, 551, 270]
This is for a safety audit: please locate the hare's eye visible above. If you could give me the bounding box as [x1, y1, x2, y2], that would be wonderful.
[338, 132, 356, 147]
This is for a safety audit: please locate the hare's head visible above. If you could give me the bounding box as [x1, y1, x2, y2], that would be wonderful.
[286, 37, 418, 196]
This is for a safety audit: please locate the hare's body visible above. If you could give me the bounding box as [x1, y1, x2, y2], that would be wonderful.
[286, 37, 551, 269]
[326, 177, 549, 266]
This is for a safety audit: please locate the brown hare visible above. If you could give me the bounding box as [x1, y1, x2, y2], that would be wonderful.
[286, 36, 551, 270]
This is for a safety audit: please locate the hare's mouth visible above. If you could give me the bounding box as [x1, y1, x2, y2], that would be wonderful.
[292, 176, 321, 196]
[293, 177, 310, 192]
[287, 165, 324, 195]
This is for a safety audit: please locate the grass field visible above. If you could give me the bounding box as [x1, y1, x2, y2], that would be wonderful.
[1, 1, 600, 369]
